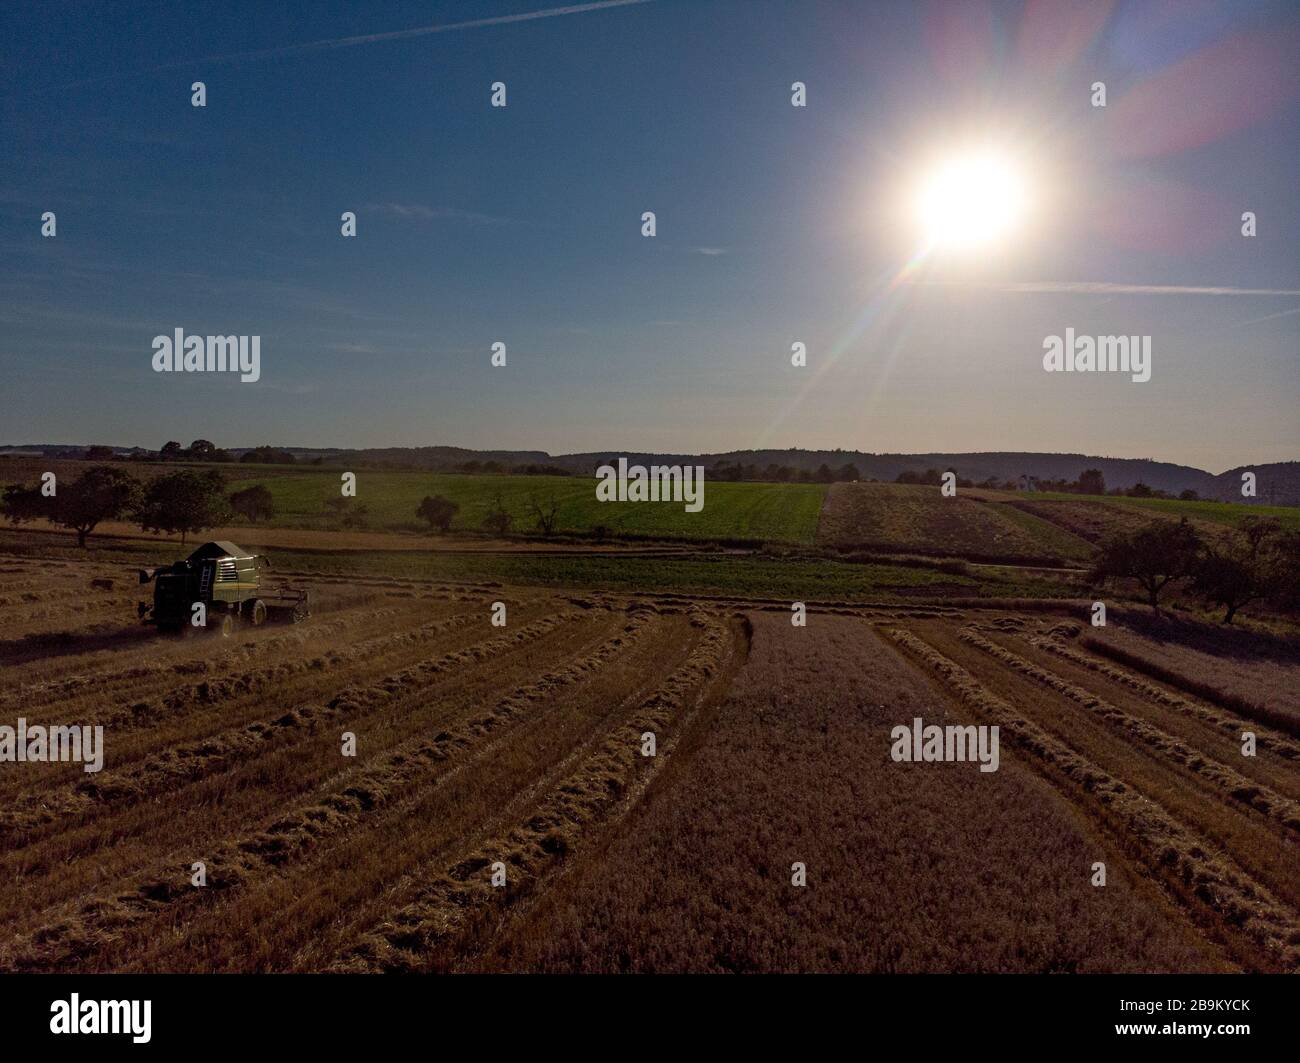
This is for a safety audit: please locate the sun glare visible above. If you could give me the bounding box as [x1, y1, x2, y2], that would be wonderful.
[916, 152, 1028, 251]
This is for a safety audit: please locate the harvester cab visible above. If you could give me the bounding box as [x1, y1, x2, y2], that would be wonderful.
[138, 540, 310, 636]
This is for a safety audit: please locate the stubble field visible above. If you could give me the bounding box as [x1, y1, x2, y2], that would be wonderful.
[2, 551, 1296, 972]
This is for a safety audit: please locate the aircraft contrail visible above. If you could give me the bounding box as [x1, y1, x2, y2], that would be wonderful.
[1233, 305, 1300, 326]
[49, 1, 654, 90]
[177, 0, 653, 64]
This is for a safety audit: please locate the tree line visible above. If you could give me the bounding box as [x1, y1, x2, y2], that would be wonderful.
[0, 465, 560, 547]
[73, 441, 573, 476]
[79, 440, 303, 465]
[705, 461, 862, 483]
[892, 467, 1207, 499]
[1, 466, 278, 547]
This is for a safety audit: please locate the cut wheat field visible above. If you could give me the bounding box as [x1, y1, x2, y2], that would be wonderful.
[2, 552, 1295, 972]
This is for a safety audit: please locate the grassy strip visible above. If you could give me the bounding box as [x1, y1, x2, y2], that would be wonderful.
[0, 528, 1080, 603]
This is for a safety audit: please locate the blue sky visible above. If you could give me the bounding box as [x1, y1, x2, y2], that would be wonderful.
[1, 0, 1297, 471]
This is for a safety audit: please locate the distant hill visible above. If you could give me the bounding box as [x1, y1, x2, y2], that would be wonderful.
[256, 445, 555, 467]
[1208, 462, 1300, 506]
[555, 450, 1221, 496]
[0, 443, 552, 467]
[4, 444, 1298, 504]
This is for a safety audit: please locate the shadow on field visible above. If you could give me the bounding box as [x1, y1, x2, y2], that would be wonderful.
[1119, 610, 1300, 663]
[0, 623, 161, 666]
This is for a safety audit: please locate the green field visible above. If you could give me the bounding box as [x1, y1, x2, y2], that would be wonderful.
[236, 471, 827, 544]
[0, 527, 1075, 602]
[980, 500, 1095, 561]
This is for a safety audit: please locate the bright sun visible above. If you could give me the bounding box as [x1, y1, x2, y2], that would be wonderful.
[916, 152, 1027, 251]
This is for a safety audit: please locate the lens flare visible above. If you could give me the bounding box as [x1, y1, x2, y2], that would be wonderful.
[916, 153, 1027, 250]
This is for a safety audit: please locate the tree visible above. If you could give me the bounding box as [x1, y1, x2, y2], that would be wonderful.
[837, 463, 862, 482]
[1192, 519, 1300, 623]
[229, 484, 276, 524]
[83, 445, 115, 461]
[43, 466, 140, 547]
[324, 496, 369, 530]
[416, 494, 458, 534]
[159, 440, 185, 461]
[1, 483, 50, 525]
[1076, 469, 1105, 496]
[1192, 545, 1265, 625]
[482, 495, 513, 536]
[188, 439, 232, 462]
[526, 493, 560, 536]
[1265, 531, 1300, 614]
[240, 446, 296, 465]
[137, 470, 231, 546]
[1090, 517, 1202, 611]
[1238, 516, 1283, 556]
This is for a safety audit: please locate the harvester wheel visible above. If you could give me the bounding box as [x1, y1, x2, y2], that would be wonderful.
[250, 599, 267, 626]
[215, 613, 236, 638]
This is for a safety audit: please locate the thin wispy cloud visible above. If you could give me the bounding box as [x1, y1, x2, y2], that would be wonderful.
[46, 1, 654, 90]
[693, 247, 727, 256]
[364, 203, 512, 225]
[922, 280, 1300, 297]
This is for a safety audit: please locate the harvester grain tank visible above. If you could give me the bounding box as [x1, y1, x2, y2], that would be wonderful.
[138, 540, 310, 635]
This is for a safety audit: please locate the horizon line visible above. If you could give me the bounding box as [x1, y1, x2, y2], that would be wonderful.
[3, 441, 1295, 480]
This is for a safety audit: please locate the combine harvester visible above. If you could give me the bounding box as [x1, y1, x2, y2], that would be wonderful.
[138, 540, 310, 635]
